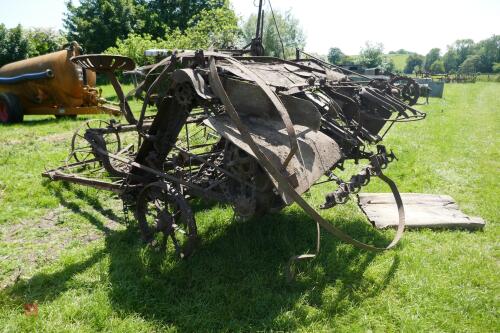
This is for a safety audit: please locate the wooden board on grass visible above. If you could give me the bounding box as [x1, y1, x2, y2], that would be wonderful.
[358, 193, 485, 230]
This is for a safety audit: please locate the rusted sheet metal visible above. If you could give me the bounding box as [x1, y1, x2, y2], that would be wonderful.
[221, 77, 321, 130]
[204, 115, 341, 203]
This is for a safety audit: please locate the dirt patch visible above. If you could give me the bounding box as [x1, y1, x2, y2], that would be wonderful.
[0, 206, 124, 290]
[1, 139, 23, 147]
[1, 133, 71, 148]
[37, 132, 72, 144]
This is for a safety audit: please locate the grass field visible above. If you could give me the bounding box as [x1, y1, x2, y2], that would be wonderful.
[0, 82, 498, 332]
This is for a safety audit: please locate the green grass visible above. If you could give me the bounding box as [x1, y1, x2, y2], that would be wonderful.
[386, 54, 409, 72]
[0, 82, 498, 332]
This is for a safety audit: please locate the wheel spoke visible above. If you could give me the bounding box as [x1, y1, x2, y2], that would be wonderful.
[135, 183, 197, 258]
[79, 152, 92, 161]
[170, 233, 183, 257]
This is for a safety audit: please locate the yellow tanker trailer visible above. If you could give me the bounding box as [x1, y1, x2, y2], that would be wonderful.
[0, 42, 120, 123]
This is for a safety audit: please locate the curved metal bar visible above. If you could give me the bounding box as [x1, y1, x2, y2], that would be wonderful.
[0, 69, 53, 84]
[222, 57, 299, 168]
[137, 58, 175, 132]
[208, 57, 406, 255]
[105, 72, 137, 125]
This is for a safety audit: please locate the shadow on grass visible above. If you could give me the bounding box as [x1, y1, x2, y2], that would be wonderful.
[54, 182, 127, 235]
[0, 117, 92, 127]
[4, 184, 400, 331]
[0, 118, 57, 127]
[103, 95, 119, 103]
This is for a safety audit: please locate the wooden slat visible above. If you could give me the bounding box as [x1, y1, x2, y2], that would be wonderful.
[358, 193, 485, 230]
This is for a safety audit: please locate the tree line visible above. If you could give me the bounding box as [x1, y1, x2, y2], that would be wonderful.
[0, 25, 67, 66]
[0, 0, 305, 67]
[2, 0, 497, 74]
[0, 0, 237, 67]
[64, 0, 231, 54]
[327, 43, 396, 72]
[327, 36, 499, 74]
[403, 37, 499, 74]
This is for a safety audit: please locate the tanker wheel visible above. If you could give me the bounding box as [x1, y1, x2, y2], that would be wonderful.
[70, 119, 121, 163]
[0, 93, 24, 124]
[135, 182, 198, 258]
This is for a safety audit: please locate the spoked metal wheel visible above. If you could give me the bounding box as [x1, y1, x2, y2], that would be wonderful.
[389, 76, 420, 106]
[70, 119, 121, 163]
[135, 182, 198, 258]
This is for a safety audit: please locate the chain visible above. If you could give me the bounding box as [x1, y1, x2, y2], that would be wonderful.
[122, 200, 130, 224]
[321, 145, 397, 209]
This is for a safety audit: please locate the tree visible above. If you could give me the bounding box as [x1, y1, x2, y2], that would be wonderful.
[0, 24, 29, 66]
[452, 39, 475, 65]
[475, 35, 500, 73]
[26, 28, 67, 57]
[241, 10, 305, 59]
[64, 0, 232, 53]
[459, 55, 480, 73]
[404, 53, 424, 74]
[139, 0, 226, 38]
[179, 3, 240, 49]
[341, 55, 357, 65]
[106, 4, 240, 66]
[424, 48, 440, 71]
[430, 60, 445, 73]
[0, 24, 8, 65]
[442, 49, 459, 72]
[64, 0, 140, 53]
[382, 58, 395, 72]
[442, 36, 499, 73]
[358, 42, 384, 68]
[493, 62, 500, 73]
[0, 25, 67, 67]
[105, 33, 164, 66]
[327, 47, 345, 64]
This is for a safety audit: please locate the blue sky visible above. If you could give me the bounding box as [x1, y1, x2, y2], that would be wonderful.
[1, 0, 499, 55]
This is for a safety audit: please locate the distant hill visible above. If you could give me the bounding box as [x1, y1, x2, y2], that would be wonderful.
[386, 53, 409, 72]
[341, 53, 409, 72]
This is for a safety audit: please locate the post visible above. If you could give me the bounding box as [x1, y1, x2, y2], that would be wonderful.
[255, 0, 264, 39]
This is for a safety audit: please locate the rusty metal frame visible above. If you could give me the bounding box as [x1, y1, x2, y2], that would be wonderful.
[43, 47, 426, 275]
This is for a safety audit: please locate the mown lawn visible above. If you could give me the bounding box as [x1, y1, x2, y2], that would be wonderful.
[0, 82, 498, 332]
